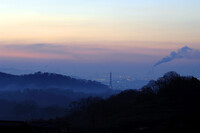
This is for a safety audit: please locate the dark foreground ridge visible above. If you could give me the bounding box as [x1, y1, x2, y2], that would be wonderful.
[1, 71, 200, 133]
[50, 71, 200, 133]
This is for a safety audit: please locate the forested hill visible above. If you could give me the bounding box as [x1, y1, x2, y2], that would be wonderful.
[0, 72, 109, 93]
[59, 71, 200, 132]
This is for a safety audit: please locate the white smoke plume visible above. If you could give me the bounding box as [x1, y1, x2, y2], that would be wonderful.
[154, 46, 200, 67]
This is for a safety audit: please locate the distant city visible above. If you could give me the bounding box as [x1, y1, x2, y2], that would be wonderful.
[90, 73, 149, 90]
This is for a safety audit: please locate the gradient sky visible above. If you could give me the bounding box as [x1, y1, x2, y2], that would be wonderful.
[0, 0, 200, 44]
[0, 0, 200, 80]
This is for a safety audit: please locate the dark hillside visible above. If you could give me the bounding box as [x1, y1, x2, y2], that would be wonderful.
[56, 71, 200, 133]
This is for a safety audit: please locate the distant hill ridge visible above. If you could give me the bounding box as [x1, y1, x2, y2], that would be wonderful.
[0, 71, 109, 93]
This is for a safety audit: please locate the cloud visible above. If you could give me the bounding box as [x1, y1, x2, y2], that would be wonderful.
[0, 43, 161, 63]
[0, 44, 131, 62]
[154, 46, 200, 67]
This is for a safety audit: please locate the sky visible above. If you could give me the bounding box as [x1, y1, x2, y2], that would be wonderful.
[1, 0, 200, 44]
[0, 0, 200, 81]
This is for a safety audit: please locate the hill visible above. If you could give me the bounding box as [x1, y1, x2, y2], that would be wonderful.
[0, 71, 109, 93]
[56, 71, 200, 133]
[0, 72, 120, 120]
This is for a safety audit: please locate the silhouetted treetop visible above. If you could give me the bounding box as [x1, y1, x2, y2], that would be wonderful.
[62, 71, 200, 132]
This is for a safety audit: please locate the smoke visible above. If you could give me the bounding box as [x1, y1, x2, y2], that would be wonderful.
[154, 46, 200, 67]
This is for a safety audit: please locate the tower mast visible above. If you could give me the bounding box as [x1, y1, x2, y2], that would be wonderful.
[109, 72, 113, 89]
